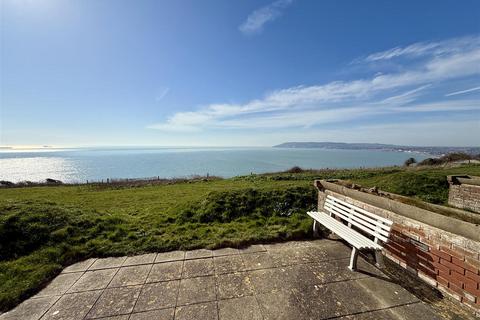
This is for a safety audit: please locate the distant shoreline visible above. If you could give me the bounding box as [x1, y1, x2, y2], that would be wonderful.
[274, 142, 480, 156]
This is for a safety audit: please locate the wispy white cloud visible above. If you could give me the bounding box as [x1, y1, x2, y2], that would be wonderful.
[361, 35, 480, 62]
[155, 87, 170, 101]
[380, 85, 431, 106]
[239, 0, 293, 35]
[148, 35, 480, 133]
[445, 86, 480, 97]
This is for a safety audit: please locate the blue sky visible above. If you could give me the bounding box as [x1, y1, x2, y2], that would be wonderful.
[1, 0, 479, 147]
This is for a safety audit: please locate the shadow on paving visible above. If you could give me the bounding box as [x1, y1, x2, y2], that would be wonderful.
[0, 239, 476, 320]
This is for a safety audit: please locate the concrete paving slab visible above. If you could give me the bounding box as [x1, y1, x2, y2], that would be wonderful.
[307, 257, 379, 284]
[214, 255, 245, 274]
[85, 285, 141, 319]
[309, 239, 352, 261]
[177, 276, 216, 306]
[185, 249, 213, 260]
[333, 302, 443, 320]
[175, 302, 218, 320]
[216, 272, 254, 299]
[134, 280, 179, 312]
[256, 291, 308, 320]
[154, 251, 185, 263]
[335, 309, 397, 320]
[238, 244, 266, 254]
[146, 261, 183, 283]
[61, 259, 97, 274]
[68, 268, 118, 293]
[265, 241, 313, 251]
[35, 272, 83, 297]
[248, 267, 290, 294]
[269, 247, 321, 267]
[213, 248, 239, 257]
[218, 296, 263, 320]
[40, 290, 102, 320]
[355, 276, 419, 308]
[387, 302, 444, 320]
[293, 280, 385, 319]
[88, 257, 127, 270]
[281, 264, 327, 292]
[0, 295, 60, 320]
[129, 308, 174, 320]
[3, 240, 465, 320]
[241, 252, 276, 270]
[109, 265, 151, 287]
[182, 258, 214, 278]
[123, 253, 157, 266]
[96, 316, 129, 320]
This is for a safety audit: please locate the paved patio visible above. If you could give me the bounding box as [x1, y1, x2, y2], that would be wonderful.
[0, 240, 456, 320]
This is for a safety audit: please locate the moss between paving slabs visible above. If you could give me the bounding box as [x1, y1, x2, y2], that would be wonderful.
[1, 164, 480, 312]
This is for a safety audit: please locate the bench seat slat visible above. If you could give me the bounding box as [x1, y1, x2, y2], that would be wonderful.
[308, 212, 380, 250]
[307, 211, 382, 250]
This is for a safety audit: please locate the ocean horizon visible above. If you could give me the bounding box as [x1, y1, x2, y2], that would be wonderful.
[0, 147, 430, 183]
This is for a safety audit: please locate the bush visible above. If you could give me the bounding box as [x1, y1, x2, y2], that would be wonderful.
[178, 186, 317, 223]
[0, 181, 15, 187]
[285, 166, 304, 173]
[418, 152, 478, 166]
[404, 158, 416, 167]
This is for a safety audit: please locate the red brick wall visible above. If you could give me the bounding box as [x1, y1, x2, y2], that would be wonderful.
[384, 224, 480, 311]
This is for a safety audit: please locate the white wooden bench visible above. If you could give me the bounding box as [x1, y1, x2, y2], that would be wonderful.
[308, 195, 393, 271]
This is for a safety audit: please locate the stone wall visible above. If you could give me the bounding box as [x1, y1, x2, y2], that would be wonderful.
[315, 180, 480, 314]
[448, 175, 480, 213]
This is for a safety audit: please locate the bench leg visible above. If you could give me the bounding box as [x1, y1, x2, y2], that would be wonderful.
[312, 220, 320, 237]
[348, 247, 359, 271]
[375, 249, 384, 268]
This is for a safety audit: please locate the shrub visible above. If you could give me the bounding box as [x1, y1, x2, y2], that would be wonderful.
[418, 152, 477, 166]
[285, 166, 304, 173]
[404, 158, 416, 167]
[178, 186, 317, 223]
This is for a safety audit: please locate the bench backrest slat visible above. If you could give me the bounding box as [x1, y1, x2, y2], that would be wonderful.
[326, 195, 393, 225]
[324, 202, 390, 238]
[324, 198, 391, 232]
[324, 195, 392, 243]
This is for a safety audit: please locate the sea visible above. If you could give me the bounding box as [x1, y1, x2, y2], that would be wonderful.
[0, 147, 429, 183]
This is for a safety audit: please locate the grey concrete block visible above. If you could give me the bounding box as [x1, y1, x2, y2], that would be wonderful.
[218, 296, 262, 320]
[216, 272, 254, 299]
[123, 254, 157, 266]
[154, 251, 185, 263]
[85, 285, 141, 319]
[183, 258, 214, 278]
[177, 276, 216, 306]
[147, 261, 183, 283]
[41, 290, 102, 320]
[68, 268, 118, 293]
[134, 281, 179, 312]
[175, 302, 218, 320]
[109, 265, 151, 287]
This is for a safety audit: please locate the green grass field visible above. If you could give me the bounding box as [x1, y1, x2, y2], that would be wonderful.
[1, 164, 479, 311]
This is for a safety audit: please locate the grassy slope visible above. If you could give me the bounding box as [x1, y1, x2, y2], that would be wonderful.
[1, 164, 479, 311]
[353, 165, 480, 204]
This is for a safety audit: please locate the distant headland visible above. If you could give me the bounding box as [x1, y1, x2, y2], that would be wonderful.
[273, 142, 480, 156]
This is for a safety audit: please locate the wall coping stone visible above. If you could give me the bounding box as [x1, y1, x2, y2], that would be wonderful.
[448, 175, 480, 186]
[314, 179, 480, 242]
